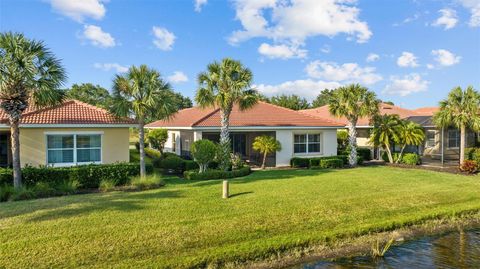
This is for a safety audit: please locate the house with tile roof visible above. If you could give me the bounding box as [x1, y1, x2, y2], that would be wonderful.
[146, 101, 344, 167]
[0, 100, 135, 167]
[301, 103, 478, 164]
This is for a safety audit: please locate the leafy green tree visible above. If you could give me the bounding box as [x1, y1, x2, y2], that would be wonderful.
[252, 135, 282, 169]
[0, 32, 66, 188]
[195, 58, 258, 171]
[396, 121, 425, 163]
[369, 114, 402, 163]
[172, 92, 193, 110]
[111, 65, 177, 177]
[269, 94, 310, 110]
[433, 86, 480, 164]
[329, 84, 379, 166]
[66, 83, 112, 108]
[337, 129, 349, 150]
[191, 139, 218, 173]
[311, 89, 334, 108]
[146, 128, 169, 154]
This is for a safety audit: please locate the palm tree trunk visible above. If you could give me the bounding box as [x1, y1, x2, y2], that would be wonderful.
[261, 151, 267, 169]
[138, 119, 146, 177]
[347, 119, 358, 167]
[460, 125, 465, 164]
[396, 144, 406, 164]
[385, 144, 394, 163]
[219, 109, 231, 171]
[10, 119, 21, 188]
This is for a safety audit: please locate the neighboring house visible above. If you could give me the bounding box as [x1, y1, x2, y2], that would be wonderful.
[146, 102, 343, 167]
[0, 100, 135, 167]
[301, 103, 478, 163]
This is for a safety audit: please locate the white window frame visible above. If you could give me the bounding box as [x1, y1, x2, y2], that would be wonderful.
[447, 129, 460, 149]
[426, 130, 436, 148]
[293, 133, 322, 155]
[45, 131, 103, 167]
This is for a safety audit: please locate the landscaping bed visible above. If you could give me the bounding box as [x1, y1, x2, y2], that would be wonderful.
[1, 166, 480, 268]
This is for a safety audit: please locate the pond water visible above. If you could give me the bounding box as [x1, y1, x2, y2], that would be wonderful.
[292, 229, 480, 269]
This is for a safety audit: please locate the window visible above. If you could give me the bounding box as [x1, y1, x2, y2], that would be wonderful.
[294, 133, 321, 154]
[47, 134, 101, 165]
[426, 130, 436, 148]
[448, 129, 460, 148]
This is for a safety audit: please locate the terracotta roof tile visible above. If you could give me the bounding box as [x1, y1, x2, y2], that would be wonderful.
[300, 103, 420, 126]
[412, 107, 439, 116]
[0, 100, 135, 125]
[146, 101, 344, 128]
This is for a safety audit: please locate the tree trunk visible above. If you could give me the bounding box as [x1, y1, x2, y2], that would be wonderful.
[347, 119, 358, 167]
[396, 144, 406, 164]
[261, 151, 267, 169]
[138, 119, 146, 177]
[460, 124, 465, 164]
[385, 144, 394, 163]
[10, 119, 21, 188]
[219, 109, 232, 171]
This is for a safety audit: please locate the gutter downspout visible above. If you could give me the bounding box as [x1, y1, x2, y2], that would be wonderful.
[441, 127, 444, 166]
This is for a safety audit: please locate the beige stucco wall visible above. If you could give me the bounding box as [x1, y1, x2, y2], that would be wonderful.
[19, 127, 130, 167]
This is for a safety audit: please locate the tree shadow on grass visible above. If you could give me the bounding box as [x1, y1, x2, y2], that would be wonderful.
[1, 189, 183, 222]
[229, 191, 253, 198]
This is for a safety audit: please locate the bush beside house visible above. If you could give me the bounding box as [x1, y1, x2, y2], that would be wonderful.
[291, 155, 351, 169]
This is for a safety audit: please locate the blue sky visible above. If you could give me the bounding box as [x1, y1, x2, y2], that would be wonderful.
[1, 0, 479, 109]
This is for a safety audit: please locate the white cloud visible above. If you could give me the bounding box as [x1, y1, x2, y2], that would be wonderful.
[82, 25, 116, 48]
[305, 60, 382, 85]
[431, 49, 461, 66]
[366, 53, 380, 62]
[397, 52, 419, 67]
[255, 79, 341, 100]
[258, 43, 307, 59]
[194, 0, 207, 12]
[432, 8, 458, 29]
[427, 64, 435, 69]
[152, 26, 176, 51]
[229, 0, 372, 57]
[458, 0, 480, 27]
[320, 45, 331, 54]
[393, 13, 420, 26]
[94, 63, 128, 73]
[167, 71, 189, 83]
[383, 73, 429, 96]
[49, 0, 106, 22]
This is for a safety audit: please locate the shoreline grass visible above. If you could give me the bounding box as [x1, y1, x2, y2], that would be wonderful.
[0, 166, 479, 268]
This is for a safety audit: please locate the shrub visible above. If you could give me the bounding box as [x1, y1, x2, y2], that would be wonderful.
[191, 139, 218, 173]
[231, 153, 245, 170]
[356, 156, 364, 165]
[357, 147, 372, 161]
[311, 159, 343, 169]
[9, 186, 35, 201]
[402, 153, 421, 165]
[0, 185, 14, 202]
[32, 182, 57, 198]
[290, 158, 310, 168]
[130, 174, 165, 190]
[135, 141, 149, 151]
[55, 180, 79, 195]
[184, 160, 199, 171]
[99, 179, 117, 192]
[382, 152, 400, 163]
[460, 160, 477, 174]
[184, 166, 251, 180]
[0, 168, 12, 186]
[160, 156, 185, 173]
[144, 148, 161, 159]
[146, 128, 168, 153]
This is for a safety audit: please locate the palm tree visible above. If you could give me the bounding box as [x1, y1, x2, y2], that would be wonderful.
[433, 86, 480, 164]
[252, 135, 282, 169]
[0, 32, 66, 188]
[111, 65, 177, 177]
[369, 114, 402, 163]
[328, 84, 379, 166]
[396, 120, 425, 163]
[195, 58, 258, 170]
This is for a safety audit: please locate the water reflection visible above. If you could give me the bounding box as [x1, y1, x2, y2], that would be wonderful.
[293, 229, 480, 269]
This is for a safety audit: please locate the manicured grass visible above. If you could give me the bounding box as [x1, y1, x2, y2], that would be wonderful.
[1, 167, 480, 268]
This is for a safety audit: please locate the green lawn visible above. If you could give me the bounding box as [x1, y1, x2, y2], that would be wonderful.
[1, 167, 480, 268]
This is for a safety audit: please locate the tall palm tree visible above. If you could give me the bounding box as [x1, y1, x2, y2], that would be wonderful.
[396, 120, 425, 163]
[329, 84, 379, 166]
[0, 32, 66, 188]
[111, 65, 177, 177]
[369, 114, 402, 163]
[195, 58, 258, 170]
[433, 86, 480, 164]
[252, 135, 282, 169]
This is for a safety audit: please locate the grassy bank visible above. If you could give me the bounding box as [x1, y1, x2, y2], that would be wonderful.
[1, 166, 480, 268]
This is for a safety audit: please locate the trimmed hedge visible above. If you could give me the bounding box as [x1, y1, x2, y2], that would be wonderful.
[382, 152, 421, 165]
[311, 159, 344, 169]
[291, 155, 348, 168]
[160, 156, 185, 173]
[338, 147, 372, 161]
[0, 163, 153, 188]
[184, 166, 251, 180]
